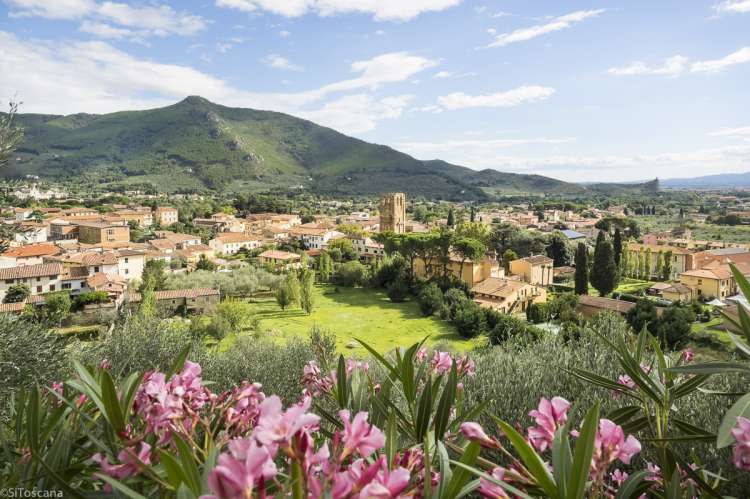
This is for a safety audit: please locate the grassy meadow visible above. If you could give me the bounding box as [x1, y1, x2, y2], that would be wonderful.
[226, 285, 476, 354]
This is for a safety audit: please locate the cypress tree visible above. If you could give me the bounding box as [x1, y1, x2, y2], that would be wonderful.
[447, 208, 455, 227]
[590, 240, 617, 296]
[574, 242, 589, 295]
[613, 228, 623, 266]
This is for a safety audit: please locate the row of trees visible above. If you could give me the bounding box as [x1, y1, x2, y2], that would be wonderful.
[275, 268, 316, 314]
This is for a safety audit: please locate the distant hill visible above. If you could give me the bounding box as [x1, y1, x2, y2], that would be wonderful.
[7, 96, 582, 199]
[661, 172, 750, 189]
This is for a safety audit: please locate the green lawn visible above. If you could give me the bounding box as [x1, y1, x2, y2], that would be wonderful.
[235, 285, 477, 355]
[615, 278, 655, 294]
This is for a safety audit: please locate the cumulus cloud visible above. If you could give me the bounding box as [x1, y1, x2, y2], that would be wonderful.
[709, 126, 750, 138]
[486, 9, 604, 48]
[214, 0, 462, 21]
[6, 0, 206, 39]
[714, 0, 750, 13]
[262, 54, 303, 71]
[691, 47, 750, 73]
[607, 48, 750, 76]
[607, 55, 688, 76]
[0, 31, 434, 135]
[436, 86, 555, 110]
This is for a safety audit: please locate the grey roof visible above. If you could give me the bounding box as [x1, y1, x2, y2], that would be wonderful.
[561, 229, 586, 239]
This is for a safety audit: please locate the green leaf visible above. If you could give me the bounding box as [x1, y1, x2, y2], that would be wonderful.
[494, 418, 558, 499]
[614, 470, 651, 499]
[444, 441, 481, 499]
[717, 392, 750, 448]
[385, 409, 398, 465]
[173, 434, 201, 494]
[100, 369, 125, 433]
[434, 362, 457, 440]
[668, 362, 750, 375]
[160, 450, 189, 490]
[415, 376, 433, 442]
[449, 461, 534, 499]
[606, 405, 641, 425]
[550, 425, 571, 495]
[335, 355, 349, 409]
[355, 338, 400, 379]
[94, 474, 149, 499]
[167, 344, 191, 378]
[25, 386, 39, 451]
[672, 374, 710, 400]
[568, 368, 638, 396]
[568, 403, 599, 499]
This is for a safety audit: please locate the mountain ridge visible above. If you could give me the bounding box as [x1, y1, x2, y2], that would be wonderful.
[8, 96, 590, 198]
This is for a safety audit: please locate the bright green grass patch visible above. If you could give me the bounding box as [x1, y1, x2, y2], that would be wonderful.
[237, 285, 477, 355]
[615, 278, 655, 294]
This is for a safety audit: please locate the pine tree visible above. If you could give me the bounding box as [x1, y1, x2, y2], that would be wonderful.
[590, 240, 617, 296]
[574, 242, 589, 295]
[613, 228, 623, 266]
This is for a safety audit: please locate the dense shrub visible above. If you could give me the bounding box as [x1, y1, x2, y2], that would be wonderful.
[333, 260, 368, 287]
[386, 277, 409, 303]
[487, 313, 543, 344]
[370, 254, 408, 288]
[526, 302, 550, 323]
[165, 267, 282, 297]
[626, 298, 659, 333]
[452, 300, 487, 338]
[417, 283, 443, 316]
[655, 304, 695, 348]
[443, 287, 469, 320]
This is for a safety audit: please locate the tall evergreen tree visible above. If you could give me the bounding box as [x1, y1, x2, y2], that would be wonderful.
[447, 208, 455, 227]
[546, 233, 571, 267]
[655, 251, 664, 281]
[613, 228, 623, 266]
[662, 250, 673, 281]
[590, 240, 617, 296]
[644, 248, 652, 280]
[470, 205, 476, 223]
[574, 242, 589, 295]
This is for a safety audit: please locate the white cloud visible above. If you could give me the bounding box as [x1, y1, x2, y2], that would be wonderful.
[436, 85, 555, 110]
[710, 126, 750, 137]
[714, 0, 750, 13]
[215, 0, 462, 21]
[398, 137, 574, 156]
[432, 71, 452, 79]
[691, 47, 750, 72]
[300, 94, 412, 133]
[279, 30, 291, 37]
[6, 0, 206, 39]
[607, 55, 688, 76]
[0, 32, 432, 135]
[431, 70, 477, 79]
[487, 9, 604, 48]
[261, 54, 303, 71]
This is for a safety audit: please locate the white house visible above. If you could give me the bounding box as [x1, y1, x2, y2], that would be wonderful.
[0, 262, 63, 301]
[209, 233, 263, 255]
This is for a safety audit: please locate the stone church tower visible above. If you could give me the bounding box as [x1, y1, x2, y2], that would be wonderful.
[379, 192, 406, 233]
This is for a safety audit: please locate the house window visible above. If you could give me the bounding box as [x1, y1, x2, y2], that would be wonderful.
[62, 283, 71, 289]
[49, 284, 55, 291]
[36, 286, 42, 293]
[5, 279, 13, 284]
[125, 269, 129, 275]
[124, 258, 129, 263]
[94, 266, 100, 273]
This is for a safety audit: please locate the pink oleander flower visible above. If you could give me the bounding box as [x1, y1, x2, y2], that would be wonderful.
[478, 467, 509, 498]
[93, 442, 151, 481]
[592, 419, 641, 474]
[617, 375, 636, 390]
[99, 358, 112, 370]
[206, 438, 277, 499]
[681, 349, 694, 364]
[610, 469, 628, 486]
[359, 464, 411, 498]
[431, 351, 453, 374]
[346, 358, 369, 374]
[254, 395, 320, 450]
[456, 355, 476, 376]
[339, 409, 386, 459]
[134, 361, 212, 444]
[225, 381, 265, 437]
[301, 361, 334, 396]
[645, 462, 661, 482]
[460, 422, 495, 447]
[416, 347, 428, 363]
[731, 416, 750, 470]
[527, 397, 570, 452]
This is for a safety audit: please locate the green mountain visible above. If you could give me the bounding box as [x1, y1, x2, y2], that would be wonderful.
[9, 96, 581, 199]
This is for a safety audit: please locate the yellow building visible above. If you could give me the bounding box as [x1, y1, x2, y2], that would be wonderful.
[678, 267, 734, 300]
[77, 221, 130, 246]
[626, 243, 694, 281]
[471, 277, 547, 314]
[379, 193, 406, 234]
[509, 255, 554, 286]
[414, 254, 500, 287]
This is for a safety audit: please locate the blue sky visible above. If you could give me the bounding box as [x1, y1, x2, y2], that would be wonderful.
[1, 0, 749, 182]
